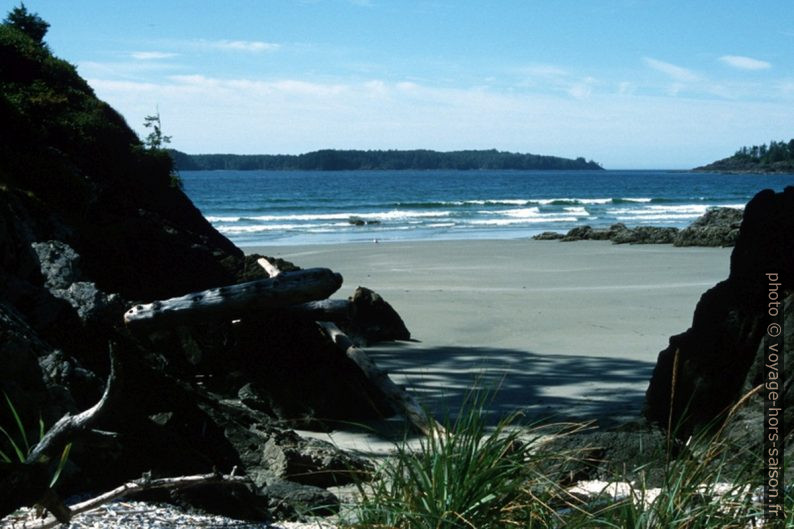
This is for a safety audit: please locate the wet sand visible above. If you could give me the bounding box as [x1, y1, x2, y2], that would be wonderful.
[245, 239, 731, 451]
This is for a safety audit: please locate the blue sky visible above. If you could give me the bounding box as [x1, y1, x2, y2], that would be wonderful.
[9, 0, 794, 168]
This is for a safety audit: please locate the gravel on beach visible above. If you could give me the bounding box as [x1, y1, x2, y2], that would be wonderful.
[1, 501, 338, 529]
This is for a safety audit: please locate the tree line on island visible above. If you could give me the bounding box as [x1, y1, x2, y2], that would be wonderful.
[695, 138, 794, 173]
[169, 148, 603, 171]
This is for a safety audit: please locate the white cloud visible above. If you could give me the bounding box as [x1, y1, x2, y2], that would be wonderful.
[617, 81, 634, 95]
[520, 64, 569, 78]
[86, 75, 794, 169]
[719, 55, 771, 70]
[77, 60, 182, 80]
[780, 80, 794, 94]
[517, 64, 600, 100]
[643, 57, 700, 82]
[206, 40, 280, 53]
[568, 78, 595, 100]
[131, 51, 178, 60]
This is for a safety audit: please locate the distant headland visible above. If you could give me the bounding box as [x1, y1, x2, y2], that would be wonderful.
[694, 139, 794, 174]
[169, 149, 603, 171]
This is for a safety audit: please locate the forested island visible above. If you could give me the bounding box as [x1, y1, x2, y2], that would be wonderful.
[169, 148, 603, 171]
[694, 139, 794, 173]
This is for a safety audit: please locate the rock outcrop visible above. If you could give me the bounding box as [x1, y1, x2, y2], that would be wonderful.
[644, 188, 793, 444]
[0, 20, 410, 522]
[553, 223, 679, 244]
[610, 225, 679, 244]
[532, 231, 564, 240]
[533, 207, 742, 247]
[347, 286, 411, 346]
[672, 207, 742, 247]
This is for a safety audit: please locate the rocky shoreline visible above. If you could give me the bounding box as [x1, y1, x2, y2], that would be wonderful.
[1, 21, 416, 524]
[2, 13, 793, 527]
[533, 207, 743, 247]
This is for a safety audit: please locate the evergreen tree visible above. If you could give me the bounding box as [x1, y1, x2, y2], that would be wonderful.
[143, 111, 172, 150]
[3, 3, 49, 44]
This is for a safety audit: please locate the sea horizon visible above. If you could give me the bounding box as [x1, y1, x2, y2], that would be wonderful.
[181, 168, 794, 247]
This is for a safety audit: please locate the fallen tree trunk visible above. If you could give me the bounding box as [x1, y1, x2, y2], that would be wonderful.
[13, 471, 252, 529]
[317, 321, 444, 436]
[124, 268, 343, 330]
[287, 299, 350, 321]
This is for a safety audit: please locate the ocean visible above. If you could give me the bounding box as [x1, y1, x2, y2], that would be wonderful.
[180, 169, 794, 246]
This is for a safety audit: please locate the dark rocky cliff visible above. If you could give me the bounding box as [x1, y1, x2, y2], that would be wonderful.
[644, 187, 793, 446]
[0, 19, 407, 521]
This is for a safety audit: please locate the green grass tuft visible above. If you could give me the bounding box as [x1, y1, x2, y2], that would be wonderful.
[344, 389, 781, 529]
[1, 391, 72, 488]
[349, 391, 565, 528]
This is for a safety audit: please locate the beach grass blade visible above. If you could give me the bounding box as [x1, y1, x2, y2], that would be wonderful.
[49, 442, 72, 488]
[3, 391, 31, 456]
[0, 423, 27, 462]
[1, 391, 72, 488]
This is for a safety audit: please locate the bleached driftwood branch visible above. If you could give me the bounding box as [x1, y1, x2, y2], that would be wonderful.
[19, 472, 252, 529]
[317, 321, 444, 437]
[25, 346, 120, 466]
[256, 256, 282, 278]
[0, 347, 123, 523]
[124, 268, 343, 329]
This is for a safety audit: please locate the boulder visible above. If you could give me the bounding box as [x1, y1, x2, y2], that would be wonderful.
[30, 241, 81, 289]
[531, 231, 564, 240]
[210, 313, 395, 427]
[644, 187, 793, 442]
[348, 286, 411, 345]
[48, 281, 122, 325]
[611, 226, 679, 244]
[538, 427, 671, 486]
[561, 225, 596, 241]
[536, 207, 744, 248]
[558, 223, 678, 244]
[673, 207, 743, 247]
[263, 479, 340, 519]
[38, 350, 102, 411]
[0, 302, 75, 425]
[260, 429, 372, 488]
[30, 240, 124, 325]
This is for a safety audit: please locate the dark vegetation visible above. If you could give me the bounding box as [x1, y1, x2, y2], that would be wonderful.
[170, 148, 603, 171]
[0, 5, 177, 217]
[695, 139, 794, 173]
[2, 5, 792, 526]
[1, 6, 395, 522]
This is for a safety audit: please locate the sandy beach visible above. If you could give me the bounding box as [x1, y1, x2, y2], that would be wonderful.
[246, 239, 731, 449]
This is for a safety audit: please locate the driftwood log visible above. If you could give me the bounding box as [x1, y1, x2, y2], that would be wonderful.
[26, 347, 120, 466]
[14, 471, 252, 529]
[317, 321, 444, 436]
[288, 299, 350, 321]
[124, 268, 343, 329]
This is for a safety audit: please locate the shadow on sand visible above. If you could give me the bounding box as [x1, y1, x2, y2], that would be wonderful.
[367, 342, 657, 429]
